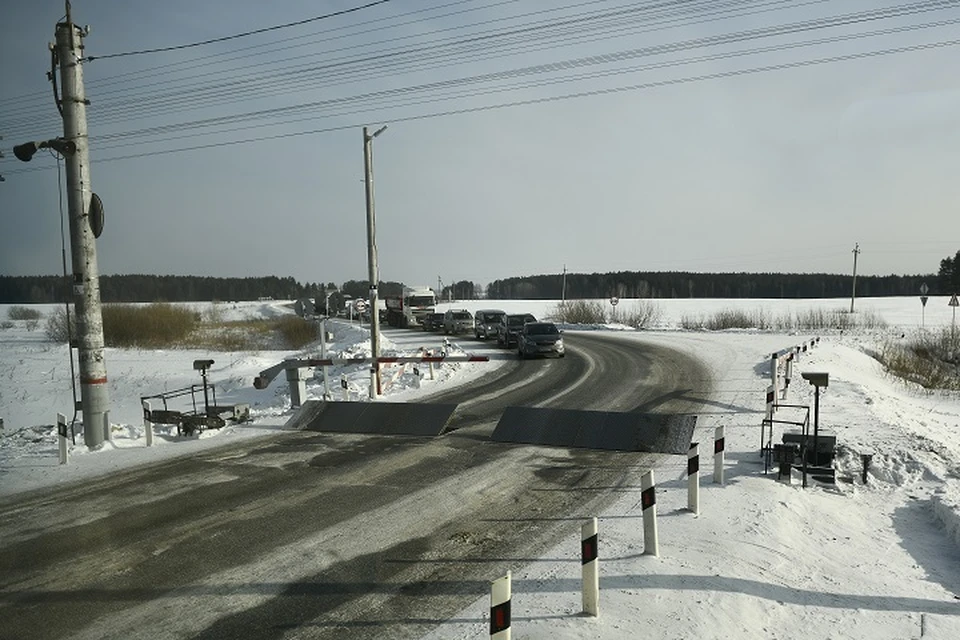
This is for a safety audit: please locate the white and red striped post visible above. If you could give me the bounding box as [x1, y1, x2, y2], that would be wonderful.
[713, 426, 725, 484]
[490, 571, 511, 639]
[57, 412, 68, 465]
[763, 383, 776, 454]
[340, 375, 349, 401]
[783, 353, 794, 399]
[687, 442, 700, 515]
[320, 319, 331, 400]
[142, 400, 154, 447]
[581, 517, 599, 616]
[770, 352, 778, 401]
[641, 470, 659, 556]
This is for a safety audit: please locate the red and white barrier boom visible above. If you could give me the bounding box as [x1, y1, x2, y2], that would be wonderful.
[253, 354, 489, 390]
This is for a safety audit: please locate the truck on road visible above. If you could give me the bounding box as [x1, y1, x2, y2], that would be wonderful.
[385, 286, 437, 328]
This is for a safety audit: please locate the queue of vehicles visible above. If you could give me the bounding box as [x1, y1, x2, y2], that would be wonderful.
[369, 285, 564, 358]
[405, 303, 564, 358]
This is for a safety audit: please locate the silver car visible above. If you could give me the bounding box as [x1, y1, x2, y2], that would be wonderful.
[443, 309, 474, 334]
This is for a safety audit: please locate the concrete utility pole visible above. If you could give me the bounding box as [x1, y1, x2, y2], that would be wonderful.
[560, 264, 567, 322]
[363, 125, 387, 398]
[58, 3, 109, 447]
[850, 243, 860, 314]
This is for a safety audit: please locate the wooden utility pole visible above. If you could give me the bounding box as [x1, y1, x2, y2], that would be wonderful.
[850, 243, 860, 313]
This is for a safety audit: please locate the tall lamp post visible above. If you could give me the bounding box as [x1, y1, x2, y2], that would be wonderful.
[363, 125, 387, 399]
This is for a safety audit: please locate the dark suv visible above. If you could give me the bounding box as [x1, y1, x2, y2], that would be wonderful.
[518, 322, 565, 358]
[497, 313, 536, 347]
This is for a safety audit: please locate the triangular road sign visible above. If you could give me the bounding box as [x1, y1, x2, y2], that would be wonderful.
[950, 294, 959, 307]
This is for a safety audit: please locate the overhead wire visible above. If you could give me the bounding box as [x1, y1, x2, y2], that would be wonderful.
[82, 0, 393, 61]
[4, 34, 958, 177]
[0, 0, 806, 128]
[76, 5, 960, 147]
[85, 16, 960, 151]
[3, 0, 959, 173]
[15, 0, 958, 139]
[0, 0, 852, 140]
[0, 0, 521, 111]
[78, 0, 783, 126]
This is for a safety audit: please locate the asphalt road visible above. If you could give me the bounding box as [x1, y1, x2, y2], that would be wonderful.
[0, 331, 713, 640]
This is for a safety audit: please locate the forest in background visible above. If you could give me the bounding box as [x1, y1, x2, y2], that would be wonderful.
[0, 268, 949, 304]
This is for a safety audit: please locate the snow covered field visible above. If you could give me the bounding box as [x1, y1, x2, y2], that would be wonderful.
[3, 295, 960, 638]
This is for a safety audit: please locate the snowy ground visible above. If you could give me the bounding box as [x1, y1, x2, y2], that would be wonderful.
[3, 296, 960, 638]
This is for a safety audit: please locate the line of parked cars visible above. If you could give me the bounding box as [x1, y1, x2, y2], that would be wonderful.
[421, 308, 564, 358]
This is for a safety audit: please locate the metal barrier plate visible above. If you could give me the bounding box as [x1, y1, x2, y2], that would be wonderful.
[287, 400, 458, 437]
[492, 407, 697, 454]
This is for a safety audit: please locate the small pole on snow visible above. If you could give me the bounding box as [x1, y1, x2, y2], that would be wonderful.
[57, 412, 68, 465]
[713, 426, 725, 485]
[581, 517, 599, 616]
[490, 571, 511, 639]
[641, 470, 659, 556]
[687, 442, 700, 515]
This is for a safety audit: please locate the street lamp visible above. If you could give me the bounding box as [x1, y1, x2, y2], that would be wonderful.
[363, 125, 387, 399]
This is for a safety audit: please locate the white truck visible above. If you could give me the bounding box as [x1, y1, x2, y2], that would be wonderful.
[384, 286, 436, 328]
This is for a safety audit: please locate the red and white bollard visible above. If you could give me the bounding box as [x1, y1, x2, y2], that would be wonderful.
[641, 470, 659, 556]
[490, 571, 511, 639]
[714, 426, 725, 485]
[581, 517, 599, 616]
[687, 442, 700, 515]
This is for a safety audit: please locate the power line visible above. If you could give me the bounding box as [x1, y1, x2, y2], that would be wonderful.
[83, 16, 960, 152]
[0, 0, 749, 122]
[83, 0, 393, 61]
[0, 0, 485, 109]
[4, 35, 957, 176]
[0, 0, 880, 138]
[74, 9, 960, 148]
[49, 0, 960, 131]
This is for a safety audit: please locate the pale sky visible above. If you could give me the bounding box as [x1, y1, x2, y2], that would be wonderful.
[2, 0, 959, 288]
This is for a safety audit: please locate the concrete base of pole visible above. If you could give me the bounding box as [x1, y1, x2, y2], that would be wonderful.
[285, 360, 308, 408]
[102, 409, 112, 444]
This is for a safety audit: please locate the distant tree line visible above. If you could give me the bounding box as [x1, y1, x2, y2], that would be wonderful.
[0, 274, 320, 303]
[486, 271, 938, 300]
[3, 258, 956, 304]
